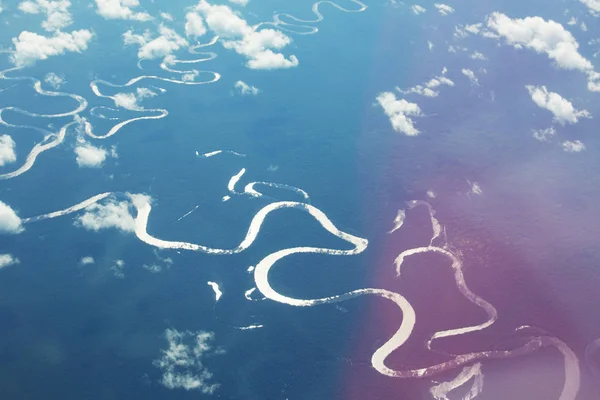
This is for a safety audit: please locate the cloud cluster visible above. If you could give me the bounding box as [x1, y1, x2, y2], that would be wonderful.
[194, 0, 298, 70]
[18, 0, 72, 32]
[397, 70, 454, 97]
[154, 328, 222, 393]
[434, 3, 454, 16]
[124, 24, 188, 60]
[44, 72, 65, 88]
[532, 126, 556, 141]
[185, 11, 207, 38]
[234, 80, 259, 95]
[0, 254, 19, 269]
[0, 200, 23, 234]
[10, 29, 93, 66]
[74, 198, 135, 232]
[0, 134, 17, 167]
[562, 140, 586, 152]
[80, 256, 95, 265]
[74, 142, 108, 168]
[376, 92, 422, 136]
[411, 5, 426, 15]
[581, 0, 600, 16]
[461, 68, 479, 85]
[483, 13, 600, 91]
[526, 85, 590, 124]
[95, 0, 151, 21]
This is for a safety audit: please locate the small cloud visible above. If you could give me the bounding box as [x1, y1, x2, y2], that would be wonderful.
[0, 134, 17, 167]
[470, 51, 487, 60]
[44, 72, 65, 88]
[0, 201, 23, 234]
[398, 70, 454, 97]
[124, 24, 188, 60]
[376, 92, 423, 136]
[434, 3, 454, 16]
[411, 5, 426, 15]
[94, 0, 151, 21]
[0, 254, 20, 269]
[567, 16, 577, 25]
[160, 12, 174, 21]
[229, 0, 248, 6]
[10, 30, 94, 66]
[154, 328, 222, 393]
[581, 0, 600, 17]
[74, 197, 136, 232]
[111, 259, 125, 278]
[427, 40, 434, 51]
[562, 140, 586, 152]
[196, 1, 298, 70]
[185, 11, 206, 38]
[483, 13, 600, 92]
[80, 256, 95, 265]
[526, 85, 590, 124]
[234, 80, 259, 95]
[532, 127, 556, 141]
[461, 68, 479, 85]
[75, 142, 108, 168]
[18, 0, 72, 32]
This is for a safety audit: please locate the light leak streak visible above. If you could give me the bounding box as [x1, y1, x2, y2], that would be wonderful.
[20, 190, 580, 398]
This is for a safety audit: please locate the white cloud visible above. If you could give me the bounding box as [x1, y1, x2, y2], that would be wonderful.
[124, 24, 188, 60]
[581, 22, 588, 31]
[234, 80, 259, 95]
[160, 12, 173, 21]
[0, 1, 4, 14]
[484, 13, 592, 72]
[154, 329, 222, 393]
[470, 51, 487, 60]
[0, 201, 23, 234]
[0, 135, 17, 167]
[526, 85, 590, 124]
[111, 87, 156, 110]
[427, 40, 434, 51]
[376, 92, 423, 136]
[411, 5, 426, 15]
[562, 140, 586, 152]
[222, 29, 298, 69]
[195, 1, 298, 70]
[398, 71, 454, 97]
[454, 23, 482, 38]
[195, 0, 251, 37]
[10, 30, 93, 66]
[434, 3, 454, 16]
[18, 0, 72, 32]
[75, 198, 135, 232]
[229, 0, 248, 6]
[462, 68, 479, 85]
[44, 72, 64, 88]
[75, 142, 108, 168]
[111, 259, 125, 278]
[95, 0, 151, 21]
[80, 256, 95, 265]
[185, 12, 207, 38]
[532, 126, 556, 141]
[581, 0, 600, 16]
[0, 254, 19, 269]
[567, 17, 577, 25]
